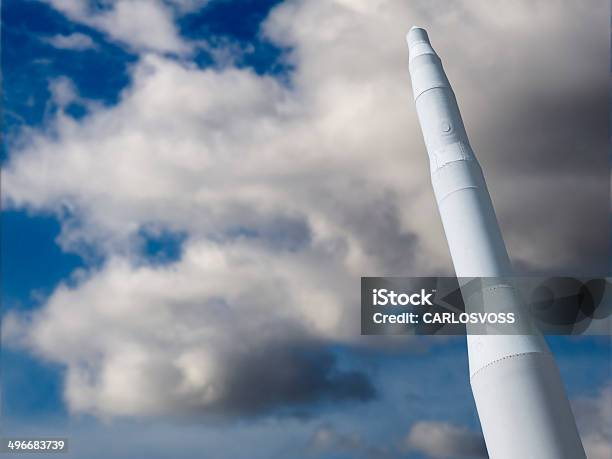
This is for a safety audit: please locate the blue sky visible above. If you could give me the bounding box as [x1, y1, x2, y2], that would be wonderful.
[1, 1, 610, 458]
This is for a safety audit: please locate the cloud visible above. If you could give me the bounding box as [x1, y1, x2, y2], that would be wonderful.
[4, 240, 376, 418]
[263, 0, 610, 275]
[14, 0, 608, 273]
[3, 49, 428, 271]
[44, 32, 97, 50]
[4, 0, 609, 419]
[165, 0, 210, 14]
[573, 386, 612, 459]
[403, 421, 487, 458]
[400, 386, 612, 459]
[48, 76, 79, 107]
[309, 424, 392, 459]
[43, 0, 192, 54]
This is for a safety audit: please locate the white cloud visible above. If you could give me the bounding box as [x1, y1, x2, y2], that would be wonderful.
[3, 0, 609, 418]
[403, 421, 487, 458]
[4, 239, 372, 417]
[48, 76, 79, 107]
[45, 32, 97, 50]
[4, 50, 433, 272]
[3, 40, 420, 411]
[43, 0, 191, 54]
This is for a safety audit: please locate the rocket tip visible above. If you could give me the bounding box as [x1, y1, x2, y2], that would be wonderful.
[406, 26, 430, 48]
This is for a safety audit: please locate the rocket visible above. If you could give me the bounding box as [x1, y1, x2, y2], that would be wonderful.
[406, 27, 586, 458]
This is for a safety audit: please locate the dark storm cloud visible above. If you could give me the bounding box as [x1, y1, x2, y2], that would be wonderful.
[483, 79, 610, 275]
[485, 83, 608, 176]
[434, 0, 612, 276]
[205, 336, 376, 416]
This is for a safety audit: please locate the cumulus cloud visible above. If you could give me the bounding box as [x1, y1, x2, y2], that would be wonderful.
[16, 0, 609, 272]
[3, 0, 609, 418]
[403, 421, 487, 458]
[43, 0, 192, 54]
[4, 240, 375, 417]
[44, 32, 97, 50]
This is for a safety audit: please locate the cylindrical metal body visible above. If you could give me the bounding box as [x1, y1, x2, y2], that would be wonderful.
[407, 27, 586, 459]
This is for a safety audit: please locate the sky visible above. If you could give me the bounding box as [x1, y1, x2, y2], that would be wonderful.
[1, 0, 611, 458]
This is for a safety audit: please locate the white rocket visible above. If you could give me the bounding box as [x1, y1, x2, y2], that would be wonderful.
[406, 27, 586, 458]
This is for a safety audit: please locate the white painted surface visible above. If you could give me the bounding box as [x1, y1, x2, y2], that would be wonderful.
[407, 27, 586, 458]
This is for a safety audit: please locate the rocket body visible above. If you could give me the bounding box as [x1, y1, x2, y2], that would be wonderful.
[407, 27, 586, 458]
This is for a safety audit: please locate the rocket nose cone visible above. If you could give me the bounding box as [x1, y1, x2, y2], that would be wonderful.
[406, 26, 436, 63]
[406, 27, 430, 48]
